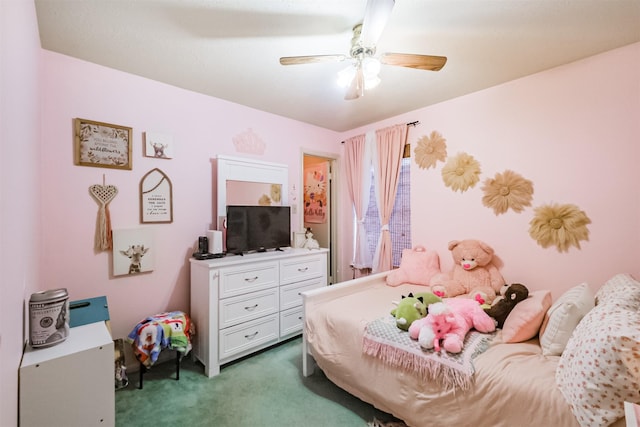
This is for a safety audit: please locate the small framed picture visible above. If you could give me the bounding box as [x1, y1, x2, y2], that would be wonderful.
[144, 132, 174, 159]
[74, 118, 132, 170]
[113, 227, 155, 276]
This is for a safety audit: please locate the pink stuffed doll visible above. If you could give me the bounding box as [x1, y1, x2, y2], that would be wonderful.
[430, 239, 505, 304]
[409, 298, 496, 353]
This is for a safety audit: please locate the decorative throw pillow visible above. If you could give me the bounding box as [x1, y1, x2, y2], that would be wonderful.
[594, 273, 640, 308]
[539, 282, 594, 356]
[556, 301, 640, 427]
[386, 246, 441, 287]
[501, 290, 552, 343]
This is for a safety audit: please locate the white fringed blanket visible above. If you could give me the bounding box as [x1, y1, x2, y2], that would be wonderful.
[362, 315, 495, 390]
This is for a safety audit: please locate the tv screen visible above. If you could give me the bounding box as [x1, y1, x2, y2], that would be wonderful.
[226, 205, 291, 254]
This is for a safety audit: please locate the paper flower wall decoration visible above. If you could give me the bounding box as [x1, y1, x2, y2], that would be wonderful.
[441, 152, 481, 192]
[528, 203, 591, 252]
[481, 170, 534, 215]
[415, 131, 447, 169]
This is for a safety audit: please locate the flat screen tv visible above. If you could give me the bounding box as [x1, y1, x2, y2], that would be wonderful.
[225, 205, 291, 254]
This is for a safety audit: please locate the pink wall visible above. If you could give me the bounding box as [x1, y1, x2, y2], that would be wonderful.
[339, 42, 640, 300]
[39, 51, 341, 359]
[0, 0, 42, 424]
[2, 4, 638, 424]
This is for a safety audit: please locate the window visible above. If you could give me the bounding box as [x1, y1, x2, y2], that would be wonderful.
[363, 156, 411, 268]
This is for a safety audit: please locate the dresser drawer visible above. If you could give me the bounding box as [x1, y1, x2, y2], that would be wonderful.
[280, 277, 326, 311]
[280, 255, 325, 285]
[219, 314, 279, 361]
[219, 288, 278, 329]
[219, 261, 279, 298]
[280, 307, 303, 337]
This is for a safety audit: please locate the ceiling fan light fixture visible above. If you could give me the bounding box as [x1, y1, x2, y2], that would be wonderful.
[337, 58, 381, 90]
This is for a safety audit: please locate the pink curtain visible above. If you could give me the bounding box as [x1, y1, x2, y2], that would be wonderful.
[344, 133, 373, 270]
[372, 124, 407, 273]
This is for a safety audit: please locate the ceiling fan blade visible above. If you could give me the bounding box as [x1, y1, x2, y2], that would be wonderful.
[360, 0, 395, 48]
[380, 53, 447, 71]
[344, 64, 365, 100]
[279, 54, 346, 66]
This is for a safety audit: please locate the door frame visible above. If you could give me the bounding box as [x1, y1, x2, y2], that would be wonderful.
[300, 150, 338, 285]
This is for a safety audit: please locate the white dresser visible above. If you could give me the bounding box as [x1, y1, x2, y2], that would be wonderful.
[190, 248, 328, 377]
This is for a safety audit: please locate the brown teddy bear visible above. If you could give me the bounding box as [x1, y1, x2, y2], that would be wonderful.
[430, 239, 505, 304]
[484, 283, 529, 328]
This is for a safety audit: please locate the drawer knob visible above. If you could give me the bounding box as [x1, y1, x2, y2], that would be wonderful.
[244, 331, 259, 340]
[297, 267, 309, 272]
[244, 304, 259, 311]
[244, 276, 259, 282]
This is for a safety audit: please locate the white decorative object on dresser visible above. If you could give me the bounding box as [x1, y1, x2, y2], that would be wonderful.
[190, 247, 328, 377]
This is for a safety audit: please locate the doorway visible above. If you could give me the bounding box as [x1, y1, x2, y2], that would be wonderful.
[302, 153, 337, 285]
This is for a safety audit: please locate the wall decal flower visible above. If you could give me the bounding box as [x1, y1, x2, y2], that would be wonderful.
[528, 203, 591, 252]
[481, 170, 534, 215]
[415, 131, 447, 169]
[441, 152, 481, 192]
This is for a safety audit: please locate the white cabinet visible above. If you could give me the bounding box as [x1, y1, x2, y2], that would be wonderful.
[190, 248, 328, 377]
[19, 321, 114, 427]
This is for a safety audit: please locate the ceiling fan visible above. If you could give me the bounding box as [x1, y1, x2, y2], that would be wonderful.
[279, 0, 447, 100]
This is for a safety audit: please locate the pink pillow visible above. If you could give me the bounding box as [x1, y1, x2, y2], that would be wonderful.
[501, 290, 552, 343]
[386, 246, 441, 287]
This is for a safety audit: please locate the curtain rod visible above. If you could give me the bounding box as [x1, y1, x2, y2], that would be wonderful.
[341, 121, 420, 143]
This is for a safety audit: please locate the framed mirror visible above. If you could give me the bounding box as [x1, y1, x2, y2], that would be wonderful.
[215, 155, 288, 230]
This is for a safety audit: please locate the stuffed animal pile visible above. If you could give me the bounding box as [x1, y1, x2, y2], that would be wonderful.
[408, 298, 496, 353]
[484, 283, 529, 328]
[390, 292, 442, 331]
[430, 239, 505, 304]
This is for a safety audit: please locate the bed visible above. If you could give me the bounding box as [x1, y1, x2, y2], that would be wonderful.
[301, 271, 637, 427]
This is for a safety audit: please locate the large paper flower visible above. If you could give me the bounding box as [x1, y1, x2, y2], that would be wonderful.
[415, 131, 447, 169]
[481, 170, 534, 215]
[528, 203, 591, 252]
[441, 152, 481, 192]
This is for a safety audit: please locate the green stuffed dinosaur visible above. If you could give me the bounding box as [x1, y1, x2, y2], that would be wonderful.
[390, 292, 442, 331]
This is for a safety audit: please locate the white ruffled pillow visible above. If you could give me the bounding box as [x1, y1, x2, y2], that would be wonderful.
[539, 282, 594, 356]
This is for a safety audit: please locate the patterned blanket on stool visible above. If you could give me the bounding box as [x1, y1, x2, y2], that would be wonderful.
[127, 311, 194, 368]
[362, 315, 495, 390]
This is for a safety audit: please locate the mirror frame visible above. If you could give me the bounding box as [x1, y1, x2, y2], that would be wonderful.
[215, 155, 288, 229]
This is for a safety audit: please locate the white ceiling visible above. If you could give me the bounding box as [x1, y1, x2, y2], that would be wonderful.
[34, 0, 640, 132]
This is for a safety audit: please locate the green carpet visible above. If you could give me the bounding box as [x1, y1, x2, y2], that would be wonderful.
[115, 337, 400, 427]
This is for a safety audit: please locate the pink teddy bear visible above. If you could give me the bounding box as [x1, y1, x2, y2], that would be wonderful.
[408, 298, 496, 353]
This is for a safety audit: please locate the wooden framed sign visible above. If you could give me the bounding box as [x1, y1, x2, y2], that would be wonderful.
[140, 168, 173, 223]
[74, 118, 133, 170]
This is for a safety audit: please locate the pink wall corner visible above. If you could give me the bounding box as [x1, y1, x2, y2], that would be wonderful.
[1, 0, 42, 425]
[408, 43, 640, 299]
[339, 42, 640, 299]
[38, 51, 341, 352]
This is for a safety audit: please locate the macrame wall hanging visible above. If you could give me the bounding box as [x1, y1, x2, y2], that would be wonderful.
[414, 131, 448, 169]
[481, 170, 534, 215]
[89, 175, 118, 251]
[441, 152, 481, 193]
[528, 203, 591, 252]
